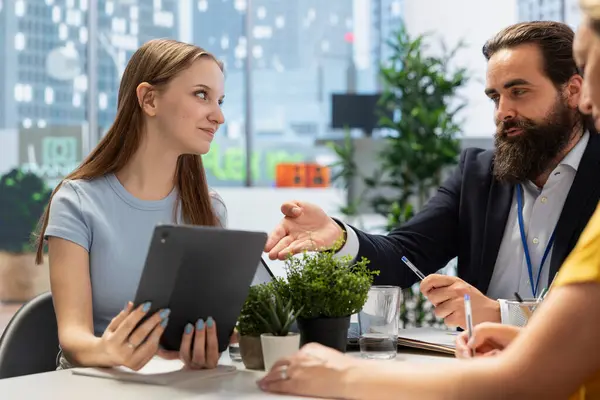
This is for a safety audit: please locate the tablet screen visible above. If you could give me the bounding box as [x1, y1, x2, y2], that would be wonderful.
[251, 258, 275, 286]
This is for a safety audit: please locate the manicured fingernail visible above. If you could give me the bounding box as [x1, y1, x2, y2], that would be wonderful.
[123, 301, 131, 311]
[142, 302, 151, 312]
[207, 316, 214, 328]
[159, 308, 171, 319]
[161, 318, 169, 328]
[196, 318, 204, 330]
[185, 323, 193, 334]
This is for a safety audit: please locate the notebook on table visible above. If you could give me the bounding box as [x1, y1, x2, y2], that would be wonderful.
[348, 324, 457, 355]
[395, 327, 458, 355]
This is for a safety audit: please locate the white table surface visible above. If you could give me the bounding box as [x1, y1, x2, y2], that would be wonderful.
[0, 348, 457, 399]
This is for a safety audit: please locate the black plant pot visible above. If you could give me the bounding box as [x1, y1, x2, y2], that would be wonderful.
[296, 315, 350, 353]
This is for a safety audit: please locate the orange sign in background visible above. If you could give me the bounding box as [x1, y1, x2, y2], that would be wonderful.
[275, 163, 330, 188]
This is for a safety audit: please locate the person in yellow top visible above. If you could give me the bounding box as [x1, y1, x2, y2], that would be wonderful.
[455, 197, 600, 400]
[256, 1, 600, 399]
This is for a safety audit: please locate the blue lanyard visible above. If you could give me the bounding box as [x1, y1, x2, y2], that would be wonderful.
[516, 184, 556, 297]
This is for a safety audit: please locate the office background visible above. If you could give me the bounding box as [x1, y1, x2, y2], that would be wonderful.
[0, 0, 581, 329]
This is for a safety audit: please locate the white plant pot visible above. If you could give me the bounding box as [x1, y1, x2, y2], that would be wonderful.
[260, 332, 301, 371]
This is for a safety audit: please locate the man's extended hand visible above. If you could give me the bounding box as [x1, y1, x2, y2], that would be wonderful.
[420, 274, 500, 329]
[264, 201, 345, 260]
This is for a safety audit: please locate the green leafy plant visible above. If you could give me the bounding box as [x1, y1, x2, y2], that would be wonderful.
[371, 25, 467, 327]
[385, 201, 415, 233]
[278, 245, 379, 319]
[367, 24, 468, 226]
[254, 291, 303, 337]
[0, 168, 51, 253]
[321, 24, 467, 329]
[327, 128, 366, 218]
[237, 283, 274, 337]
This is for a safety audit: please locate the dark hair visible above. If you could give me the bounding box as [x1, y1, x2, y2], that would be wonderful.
[482, 21, 580, 87]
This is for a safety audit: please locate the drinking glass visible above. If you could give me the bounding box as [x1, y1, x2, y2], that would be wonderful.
[228, 328, 242, 362]
[358, 285, 401, 359]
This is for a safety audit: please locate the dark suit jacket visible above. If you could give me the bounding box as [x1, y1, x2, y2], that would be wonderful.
[353, 133, 600, 294]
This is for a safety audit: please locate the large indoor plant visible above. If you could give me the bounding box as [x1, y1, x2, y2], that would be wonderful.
[369, 26, 468, 328]
[369, 25, 468, 220]
[326, 25, 468, 328]
[256, 291, 302, 371]
[327, 128, 366, 228]
[0, 168, 52, 302]
[277, 247, 378, 352]
[237, 282, 273, 369]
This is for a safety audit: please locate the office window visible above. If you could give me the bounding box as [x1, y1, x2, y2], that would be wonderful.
[193, 0, 368, 186]
[1, 0, 357, 189]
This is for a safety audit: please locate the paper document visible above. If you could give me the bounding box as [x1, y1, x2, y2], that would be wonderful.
[72, 357, 237, 385]
[396, 327, 459, 355]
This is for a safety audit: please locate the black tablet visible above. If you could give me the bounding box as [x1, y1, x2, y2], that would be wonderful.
[133, 224, 268, 353]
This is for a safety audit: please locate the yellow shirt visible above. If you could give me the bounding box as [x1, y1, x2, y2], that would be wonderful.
[553, 203, 600, 400]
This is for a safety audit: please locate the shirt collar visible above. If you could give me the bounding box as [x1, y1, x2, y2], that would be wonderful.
[560, 131, 589, 172]
[524, 131, 589, 192]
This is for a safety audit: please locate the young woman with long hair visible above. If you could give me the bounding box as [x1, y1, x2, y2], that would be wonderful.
[35, 39, 227, 371]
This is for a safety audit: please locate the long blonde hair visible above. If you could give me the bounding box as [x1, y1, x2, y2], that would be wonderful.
[34, 39, 223, 264]
[581, 0, 600, 20]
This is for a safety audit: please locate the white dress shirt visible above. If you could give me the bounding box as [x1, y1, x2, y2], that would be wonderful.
[335, 132, 589, 324]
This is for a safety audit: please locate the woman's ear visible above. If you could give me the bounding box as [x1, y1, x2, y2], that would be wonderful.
[136, 82, 157, 117]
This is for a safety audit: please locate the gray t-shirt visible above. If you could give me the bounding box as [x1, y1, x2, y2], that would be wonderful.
[45, 173, 227, 336]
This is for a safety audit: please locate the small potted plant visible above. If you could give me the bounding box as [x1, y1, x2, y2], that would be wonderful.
[256, 289, 303, 371]
[279, 246, 378, 352]
[237, 282, 272, 370]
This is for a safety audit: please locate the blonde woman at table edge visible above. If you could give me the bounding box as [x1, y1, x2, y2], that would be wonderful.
[33, 39, 229, 371]
[258, 8, 600, 400]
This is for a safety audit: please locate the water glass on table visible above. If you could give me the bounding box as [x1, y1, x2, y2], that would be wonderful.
[358, 285, 401, 360]
[228, 328, 242, 362]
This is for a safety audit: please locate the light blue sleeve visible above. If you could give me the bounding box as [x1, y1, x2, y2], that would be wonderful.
[45, 180, 91, 252]
[210, 189, 228, 228]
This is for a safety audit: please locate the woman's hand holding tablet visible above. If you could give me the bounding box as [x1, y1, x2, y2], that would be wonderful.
[98, 301, 170, 371]
[157, 316, 221, 369]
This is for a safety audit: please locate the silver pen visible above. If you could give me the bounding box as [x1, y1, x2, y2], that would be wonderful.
[464, 294, 475, 357]
[401, 256, 427, 280]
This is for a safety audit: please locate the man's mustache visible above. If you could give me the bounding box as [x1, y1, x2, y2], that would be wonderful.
[496, 119, 533, 135]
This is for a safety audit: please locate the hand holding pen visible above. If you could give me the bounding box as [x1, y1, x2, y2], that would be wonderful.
[455, 322, 521, 359]
[402, 255, 501, 328]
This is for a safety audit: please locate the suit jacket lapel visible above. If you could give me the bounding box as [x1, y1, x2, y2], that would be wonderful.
[551, 133, 600, 278]
[478, 178, 514, 294]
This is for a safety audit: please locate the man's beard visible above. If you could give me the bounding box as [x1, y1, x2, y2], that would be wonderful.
[492, 99, 576, 184]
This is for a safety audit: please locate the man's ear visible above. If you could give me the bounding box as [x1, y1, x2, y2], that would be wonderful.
[565, 74, 584, 109]
[136, 82, 157, 117]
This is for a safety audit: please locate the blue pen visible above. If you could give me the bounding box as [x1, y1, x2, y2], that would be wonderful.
[401, 256, 426, 280]
[464, 294, 475, 357]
